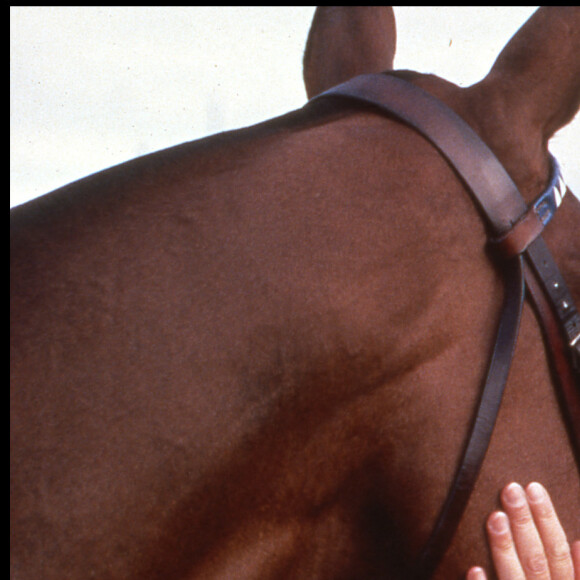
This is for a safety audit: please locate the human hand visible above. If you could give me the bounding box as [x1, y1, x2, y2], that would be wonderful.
[467, 482, 579, 579]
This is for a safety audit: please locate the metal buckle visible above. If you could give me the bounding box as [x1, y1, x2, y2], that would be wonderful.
[532, 155, 566, 227]
[570, 331, 580, 372]
[564, 311, 580, 372]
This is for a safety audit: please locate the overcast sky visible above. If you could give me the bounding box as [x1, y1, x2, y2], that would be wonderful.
[10, 6, 579, 208]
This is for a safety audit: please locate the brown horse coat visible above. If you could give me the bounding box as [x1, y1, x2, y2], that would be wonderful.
[11, 7, 580, 579]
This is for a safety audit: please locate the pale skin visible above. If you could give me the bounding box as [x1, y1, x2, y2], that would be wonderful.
[467, 482, 580, 580]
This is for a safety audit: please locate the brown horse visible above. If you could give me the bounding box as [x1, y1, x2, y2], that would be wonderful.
[10, 7, 580, 579]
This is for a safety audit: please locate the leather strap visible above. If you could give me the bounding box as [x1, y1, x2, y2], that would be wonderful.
[525, 237, 580, 375]
[310, 73, 529, 234]
[308, 73, 580, 578]
[523, 255, 580, 446]
[414, 257, 525, 579]
[492, 158, 568, 257]
[492, 207, 545, 257]
[311, 73, 580, 368]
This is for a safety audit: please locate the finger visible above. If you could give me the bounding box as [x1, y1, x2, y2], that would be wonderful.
[501, 483, 550, 579]
[466, 566, 487, 580]
[572, 541, 580, 577]
[525, 482, 574, 580]
[486, 511, 526, 580]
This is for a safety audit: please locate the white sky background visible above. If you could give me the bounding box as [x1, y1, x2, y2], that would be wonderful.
[10, 6, 579, 208]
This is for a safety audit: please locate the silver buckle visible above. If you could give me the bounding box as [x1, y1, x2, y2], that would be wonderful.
[571, 332, 580, 372]
[532, 154, 566, 227]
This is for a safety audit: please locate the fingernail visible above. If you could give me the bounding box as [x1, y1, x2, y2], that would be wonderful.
[488, 511, 509, 533]
[467, 567, 486, 580]
[503, 482, 525, 506]
[526, 482, 545, 502]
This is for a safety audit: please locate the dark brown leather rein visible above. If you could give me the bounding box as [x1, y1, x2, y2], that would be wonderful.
[307, 73, 580, 578]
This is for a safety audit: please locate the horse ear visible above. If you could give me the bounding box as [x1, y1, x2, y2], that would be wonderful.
[303, 6, 396, 99]
[477, 7, 580, 142]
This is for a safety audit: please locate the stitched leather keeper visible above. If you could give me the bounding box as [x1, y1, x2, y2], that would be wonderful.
[490, 208, 545, 258]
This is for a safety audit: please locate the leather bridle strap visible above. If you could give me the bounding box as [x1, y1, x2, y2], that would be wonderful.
[310, 73, 529, 229]
[415, 256, 525, 578]
[308, 73, 580, 578]
[524, 239, 580, 447]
